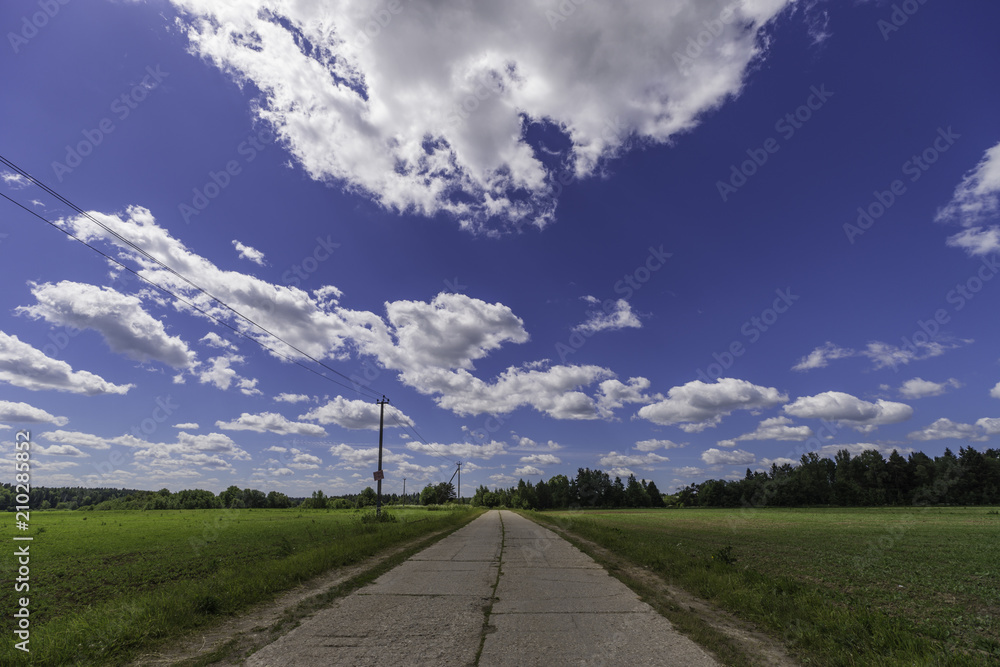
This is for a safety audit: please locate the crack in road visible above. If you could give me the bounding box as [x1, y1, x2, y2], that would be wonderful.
[474, 510, 505, 666]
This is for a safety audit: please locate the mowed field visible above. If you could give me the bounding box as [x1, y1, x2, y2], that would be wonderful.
[1, 506, 482, 665]
[530, 507, 1000, 666]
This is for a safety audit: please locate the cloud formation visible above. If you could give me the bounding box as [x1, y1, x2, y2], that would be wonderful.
[169, 0, 794, 232]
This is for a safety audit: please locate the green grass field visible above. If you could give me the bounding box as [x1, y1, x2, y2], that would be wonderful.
[2, 506, 482, 665]
[529, 506, 1000, 666]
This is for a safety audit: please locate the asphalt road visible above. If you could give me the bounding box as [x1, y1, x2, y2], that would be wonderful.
[245, 510, 718, 666]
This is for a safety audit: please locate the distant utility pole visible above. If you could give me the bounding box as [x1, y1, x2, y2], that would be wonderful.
[457, 461, 461, 504]
[375, 396, 389, 517]
[402, 477, 406, 503]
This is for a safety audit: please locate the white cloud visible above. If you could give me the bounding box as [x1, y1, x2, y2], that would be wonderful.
[55, 207, 630, 420]
[991, 382, 1000, 400]
[34, 443, 89, 457]
[574, 299, 641, 334]
[275, 393, 311, 403]
[0, 331, 133, 395]
[18, 281, 197, 368]
[167, 0, 796, 233]
[328, 443, 411, 469]
[595, 377, 659, 418]
[232, 239, 266, 265]
[511, 435, 563, 451]
[701, 448, 755, 466]
[784, 391, 912, 432]
[200, 332, 236, 351]
[937, 141, 1000, 254]
[405, 440, 507, 460]
[637, 378, 787, 431]
[216, 412, 327, 437]
[300, 396, 414, 430]
[978, 417, 1000, 435]
[720, 416, 813, 446]
[673, 466, 702, 477]
[907, 418, 989, 442]
[514, 465, 544, 476]
[598, 451, 670, 468]
[899, 377, 961, 399]
[173, 422, 200, 430]
[1, 170, 30, 189]
[40, 430, 111, 449]
[634, 439, 684, 452]
[793, 339, 968, 372]
[792, 342, 855, 371]
[0, 400, 68, 426]
[518, 453, 561, 466]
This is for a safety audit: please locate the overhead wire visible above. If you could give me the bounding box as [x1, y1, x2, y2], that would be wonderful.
[1, 154, 472, 486]
[0, 154, 383, 402]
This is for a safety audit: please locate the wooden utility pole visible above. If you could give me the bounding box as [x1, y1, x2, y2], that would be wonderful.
[375, 396, 389, 517]
[402, 477, 406, 503]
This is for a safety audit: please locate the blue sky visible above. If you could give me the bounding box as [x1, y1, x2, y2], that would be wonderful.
[2, 0, 999, 496]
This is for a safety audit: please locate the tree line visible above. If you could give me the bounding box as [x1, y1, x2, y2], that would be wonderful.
[0, 484, 413, 511]
[677, 447, 1000, 507]
[470, 470, 666, 510]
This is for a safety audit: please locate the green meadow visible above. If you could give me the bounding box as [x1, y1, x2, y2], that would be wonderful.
[2, 506, 482, 665]
[529, 506, 1000, 666]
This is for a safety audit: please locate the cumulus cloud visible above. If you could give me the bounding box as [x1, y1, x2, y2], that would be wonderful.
[173, 422, 199, 430]
[168, 0, 795, 233]
[275, 393, 311, 403]
[634, 439, 684, 452]
[56, 206, 637, 421]
[18, 281, 197, 368]
[937, 141, 1000, 255]
[573, 299, 641, 334]
[34, 443, 88, 457]
[637, 378, 787, 431]
[300, 396, 414, 430]
[783, 391, 912, 432]
[0, 400, 68, 426]
[200, 332, 237, 351]
[40, 430, 112, 449]
[328, 443, 411, 469]
[701, 448, 755, 466]
[907, 417, 996, 442]
[0, 331, 133, 395]
[518, 453, 561, 466]
[511, 435, 563, 451]
[717, 416, 813, 447]
[598, 451, 670, 468]
[793, 339, 968, 371]
[792, 342, 855, 371]
[1, 170, 30, 189]
[216, 412, 327, 436]
[514, 465, 544, 476]
[232, 239, 266, 265]
[405, 440, 507, 460]
[991, 382, 1000, 400]
[899, 377, 961, 399]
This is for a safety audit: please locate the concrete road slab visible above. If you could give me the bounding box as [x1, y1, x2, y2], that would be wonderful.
[246, 510, 719, 666]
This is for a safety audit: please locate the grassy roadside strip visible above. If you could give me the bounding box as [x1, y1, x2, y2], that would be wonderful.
[523, 510, 992, 667]
[517, 511, 765, 667]
[2, 507, 484, 666]
[181, 510, 486, 666]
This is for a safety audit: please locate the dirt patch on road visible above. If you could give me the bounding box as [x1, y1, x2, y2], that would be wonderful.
[537, 521, 799, 667]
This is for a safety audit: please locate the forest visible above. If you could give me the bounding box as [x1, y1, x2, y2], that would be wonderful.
[5, 446, 999, 512]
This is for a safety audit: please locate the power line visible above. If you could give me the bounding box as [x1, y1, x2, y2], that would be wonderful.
[0, 191, 372, 398]
[0, 154, 383, 401]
